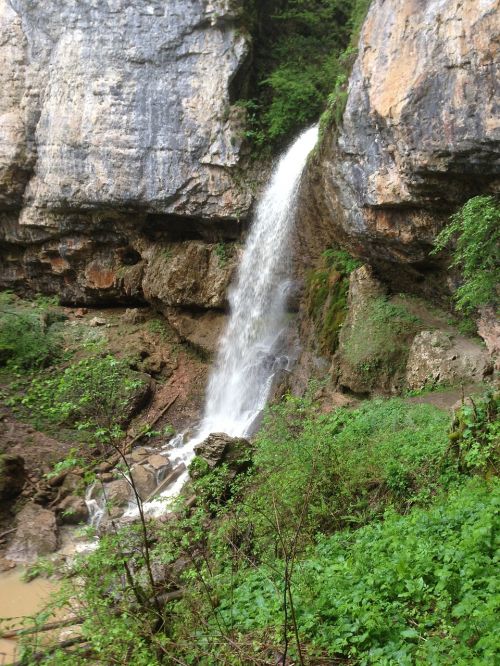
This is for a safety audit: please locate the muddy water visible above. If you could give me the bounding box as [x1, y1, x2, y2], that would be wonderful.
[0, 569, 58, 665]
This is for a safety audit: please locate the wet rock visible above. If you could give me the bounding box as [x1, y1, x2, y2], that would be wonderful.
[193, 433, 252, 477]
[130, 465, 157, 501]
[405, 331, 493, 391]
[6, 504, 58, 563]
[147, 454, 171, 472]
[103, 479, 131, 507]
[0, 454, 25, 500]
[56, 495, 89, 525]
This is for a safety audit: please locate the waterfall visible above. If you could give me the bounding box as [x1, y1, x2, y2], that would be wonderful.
[125, 125, 318, 517]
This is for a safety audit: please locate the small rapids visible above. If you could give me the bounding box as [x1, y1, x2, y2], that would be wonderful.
[92, 125, 318, 522]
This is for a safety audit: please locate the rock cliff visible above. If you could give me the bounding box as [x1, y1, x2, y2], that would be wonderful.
[300, 0, 499, 292]
[0, 0, 253, 313]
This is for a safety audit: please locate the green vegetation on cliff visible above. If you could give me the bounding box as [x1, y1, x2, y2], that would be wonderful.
[241, 0, 371, 149]
[433, 195, 500, 315]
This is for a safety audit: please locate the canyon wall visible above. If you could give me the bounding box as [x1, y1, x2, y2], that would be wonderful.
[0, 0, 254, 340]
[299, 0, 499, 294]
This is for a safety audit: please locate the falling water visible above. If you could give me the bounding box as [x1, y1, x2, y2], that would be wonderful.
[203, 124, 319, 436]
[121, 125, 318, 518]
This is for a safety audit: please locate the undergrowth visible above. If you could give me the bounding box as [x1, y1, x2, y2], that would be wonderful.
[21, 388, 500, 665]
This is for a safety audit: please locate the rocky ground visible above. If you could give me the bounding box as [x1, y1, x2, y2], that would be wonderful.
[0, 298, 211, 567]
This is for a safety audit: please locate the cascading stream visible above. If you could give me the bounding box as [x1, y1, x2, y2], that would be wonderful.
[121, 125, 318, 518]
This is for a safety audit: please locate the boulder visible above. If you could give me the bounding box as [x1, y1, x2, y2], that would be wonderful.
[477, 307, 500, 371]
[103, 479, 131, 507]
[56, 495, 89, 525]
[6, 504, 58, 563]
[130, 465, 157, 501]
[0, 454, 25, 500]
[147, 454, 171, 473]
[130, 447, 150, 463]
[60, 472, 85, 499]
[193, 433, 252, 477]
[405, 330, 493, 391]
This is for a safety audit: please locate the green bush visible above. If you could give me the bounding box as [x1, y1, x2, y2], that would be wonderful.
[432, 195, 500, 314]
[449, 390, 500, 475]
[20, 355, 145, 443]
[242, 0, 371, 149]
[0, 311, 61, 371]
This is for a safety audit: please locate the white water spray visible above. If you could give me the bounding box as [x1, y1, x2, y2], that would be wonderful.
[123, 125, 318, 517]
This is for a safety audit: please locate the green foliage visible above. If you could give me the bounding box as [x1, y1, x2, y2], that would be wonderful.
[242, 0, 371, 149]
[449, 391, 500, 475]
[0, 310, 61, 371]
[306, 248, 360, 354]
[344, 296, 421, 380]
[240, 395, 453, 543]
[432, 195, 500, 314]
[220, 478, 499, 664]
[19, 355, 144, 443]
[214, 242, 229, 268]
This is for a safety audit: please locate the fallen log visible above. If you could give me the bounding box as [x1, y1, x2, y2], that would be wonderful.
[1, 616, 84, 639]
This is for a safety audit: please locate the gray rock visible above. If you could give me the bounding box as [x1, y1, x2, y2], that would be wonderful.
[193, 432, 251, 476]
[56, 495, 89, 525]
[405, 330, 493, 391]
[147, 454, 171, 472]
[130, 447, 150, 463]
[6, 504, 58, 563]
[130, 465, 157, 501]
[300, 0, 499, 291]
[103, 479, 131, 507]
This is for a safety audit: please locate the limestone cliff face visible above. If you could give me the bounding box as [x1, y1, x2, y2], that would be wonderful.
[300, 0, 499, 291]
[0, 0, 253, 312]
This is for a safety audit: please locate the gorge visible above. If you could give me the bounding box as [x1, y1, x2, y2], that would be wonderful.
[0, 0, 498, 664]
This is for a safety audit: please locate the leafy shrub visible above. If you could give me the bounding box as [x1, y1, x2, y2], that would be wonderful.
[242, 0, 371, 149]
[0, 311, 61, 371]
[20, 355, 145, 443]
[449, 390, 500, 475]
[432, 195, 500, 314]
